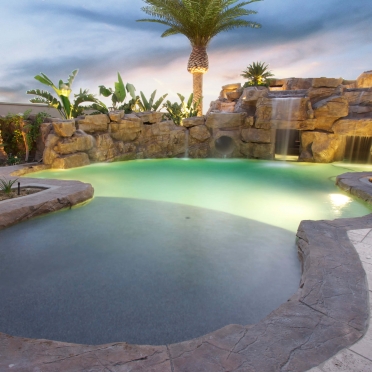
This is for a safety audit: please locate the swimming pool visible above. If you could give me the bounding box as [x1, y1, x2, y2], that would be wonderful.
[0, 159, 370, 345]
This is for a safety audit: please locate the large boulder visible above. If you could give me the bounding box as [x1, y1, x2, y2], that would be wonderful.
[206, 112, 246, 129]
[110, 119, 142, 142]
[52, 120, 76, 138]
[35, 122, 53, 161]
[88, 133, 117, 162]
[307, 86, 343, 105]
[108, 110, 125, 122]
[188, 144, 209, 158]
[207, 100, 236, 114]
[332, 118, 372, 136]
[123, 113, 143, 124]
[52, 152, 90, 169]
[343, 89, 372, 106]
[282, 78, 313, 90]
[189, 125, 211, 143]
[312, 77, 343, 88]
[226, 90, 243, 101]
[43, 134, 60, 165]
[313, 96, 349, 131]
[112, 142, 138, 162]
[141, 121, 187, 158]
[299, 131, 345, 163]
[182, 116, 205, 128]
[241, 128, 272, 143]
[219, 83, 241, 100]
[234, 87, 269, 114]
[135, 111, 163, 124]
[356, 71, 372, 88]
[54, 131, 94, 155]
[240, 142, 274, 159]
[76, 114, 110, 133]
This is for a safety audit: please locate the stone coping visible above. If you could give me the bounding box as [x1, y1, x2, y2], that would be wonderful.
[337, 171, 372, 205]
[0, 164, 370, 371]
[0, 164, 94, 231]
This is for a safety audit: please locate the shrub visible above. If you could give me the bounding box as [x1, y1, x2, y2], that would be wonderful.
[162, 93, 200, 125]
[0, 178, 18, 193]
[0, 111, 50, 162]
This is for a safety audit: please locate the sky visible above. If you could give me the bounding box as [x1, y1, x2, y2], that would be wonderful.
[0, 0, 371, 113]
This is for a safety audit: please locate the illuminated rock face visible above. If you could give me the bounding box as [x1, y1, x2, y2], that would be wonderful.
[204, 70, 372, 163]
[356, 71, 372, 88]
[38, 70, 372, 168]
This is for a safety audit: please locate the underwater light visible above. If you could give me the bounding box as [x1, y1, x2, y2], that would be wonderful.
[329, 193, 351, 208]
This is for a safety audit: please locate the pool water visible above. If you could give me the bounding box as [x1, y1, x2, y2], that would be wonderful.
[0, 159, 371, 345]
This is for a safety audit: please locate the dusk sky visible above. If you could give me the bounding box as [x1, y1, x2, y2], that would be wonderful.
[1, 0, 371, 113]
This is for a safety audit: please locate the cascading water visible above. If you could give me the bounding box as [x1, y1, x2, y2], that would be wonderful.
[184, 130, 189, 158]
[345, 90, 372, 163]
[272, 97, 301, 160]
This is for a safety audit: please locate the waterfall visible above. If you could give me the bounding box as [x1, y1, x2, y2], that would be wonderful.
[351, 91, 366, 117]
[184, 130, 189, 158]
[272, 97, 301, 161]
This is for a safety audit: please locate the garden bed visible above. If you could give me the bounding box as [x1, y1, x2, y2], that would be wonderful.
[0, 186, 46, 202]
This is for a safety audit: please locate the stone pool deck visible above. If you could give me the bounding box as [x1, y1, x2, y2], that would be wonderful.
[0, 165, 371, 371]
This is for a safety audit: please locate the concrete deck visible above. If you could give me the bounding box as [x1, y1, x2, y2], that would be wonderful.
[0, 165, 370, 371]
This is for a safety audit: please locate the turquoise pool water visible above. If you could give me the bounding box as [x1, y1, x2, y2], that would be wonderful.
[32, 159, 372, 232]
[0, 159, 371, 345]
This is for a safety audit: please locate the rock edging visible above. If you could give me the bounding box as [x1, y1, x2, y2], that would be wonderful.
[336, 171, 372, 205]
[0, 164, 94, 231]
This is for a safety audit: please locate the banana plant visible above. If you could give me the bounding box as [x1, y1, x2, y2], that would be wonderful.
[162, 93, 200, 125]
[138, 90, 168, 112]
[27, 70, 102, 119]
[98, 72, 137, 112]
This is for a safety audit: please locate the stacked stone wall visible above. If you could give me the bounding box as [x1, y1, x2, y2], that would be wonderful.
[41, 112, 188, 169]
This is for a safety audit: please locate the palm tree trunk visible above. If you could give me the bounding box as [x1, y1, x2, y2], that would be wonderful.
[193, 72, 203, 116]
[188, 46, 209, 117]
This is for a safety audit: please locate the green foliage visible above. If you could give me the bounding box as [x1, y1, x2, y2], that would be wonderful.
[241, 61, 274, 87]
[162, 93, 200, 125]
[6, 154, 21, 165]
[98, 73, 137, 112]
[27, 70, 102, 119]
[0, 178, 18, 193]
[137, 0, 262, 47]
[138, 90, 168, 111]
[0, 111, 50, 162]
[24, 111, 50, 151]
[98, 74, 168, 114]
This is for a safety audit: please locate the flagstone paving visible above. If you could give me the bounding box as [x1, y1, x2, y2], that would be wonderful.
[307, 229, 372, 372]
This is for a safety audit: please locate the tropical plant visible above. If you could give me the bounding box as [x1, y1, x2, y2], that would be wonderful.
[163, 93, 200, 125]
[241, 61, 274, 87]
[97, 74, 167, 114]
[97, 73, 137, 112]
[0, 178, 18, 194]
[138, 90, 168, 112]
[137, 0, 262, 115]
[27, 70, 103, 119]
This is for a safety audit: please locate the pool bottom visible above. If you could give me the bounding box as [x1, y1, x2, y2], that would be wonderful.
[0, 197, 300, 345]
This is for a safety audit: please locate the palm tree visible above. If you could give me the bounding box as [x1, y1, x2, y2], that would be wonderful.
[137, 0, 262, 115]
[241, 61, 274, 87]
